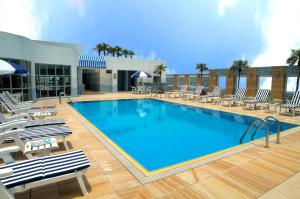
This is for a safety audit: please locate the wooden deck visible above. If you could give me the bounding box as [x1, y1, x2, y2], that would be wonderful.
[5, 93, 300, 199]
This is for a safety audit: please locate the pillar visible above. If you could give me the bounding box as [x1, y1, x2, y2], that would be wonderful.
[271, 66, 285, 99]
[246, 67, 257, 96]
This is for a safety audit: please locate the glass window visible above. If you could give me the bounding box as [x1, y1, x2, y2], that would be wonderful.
[40, 65, 47, 75]
[48, 66, 55, 75]
[286, 77, 300, 92]
[189, 76, 196, 88]
[35, 65, 40, 75]
[11, 75, 22, 88]
[178, 76, 184, 86]
[218, 76, 226, 89]
[2, 75, 10, 88]
[64, 66, 70, 75]
[258, 76, 272, 90]
[166, 76, 174, 86]
[235, 76, 247, 89]
[56, 66, 63, 75]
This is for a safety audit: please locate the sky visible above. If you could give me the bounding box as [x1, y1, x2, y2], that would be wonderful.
[0, 0, 300, 75]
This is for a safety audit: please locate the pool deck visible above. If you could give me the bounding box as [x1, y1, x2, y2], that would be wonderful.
[7, 93, 300, 199]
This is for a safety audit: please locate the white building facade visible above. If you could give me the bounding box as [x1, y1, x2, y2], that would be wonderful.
[0, 31, 166, 100]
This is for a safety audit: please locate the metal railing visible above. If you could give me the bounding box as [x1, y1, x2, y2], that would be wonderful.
[240, 118, 270, 148]
[59, 92, 72, 104]
[239, 116, 281, 148]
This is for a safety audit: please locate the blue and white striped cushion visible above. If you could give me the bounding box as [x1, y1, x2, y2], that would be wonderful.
[3, 126, 72, 143]
[291, 90, 300, 105]
[0, 150, 90, 189]
[243, 89, 270, 103]
[43, 150, 90, 178]
[0, 113, 8, 123]
[0, 158, 44, 188]
[25, 119, 65, 128]
[281, 104, 300, 108]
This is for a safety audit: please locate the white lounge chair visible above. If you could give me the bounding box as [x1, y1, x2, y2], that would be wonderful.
[3, 91, 55, 109]
[166, 85, 188, 98]
[0, 94, 57, 116]
[243, 89, 271, 110]
[182, 86, 203, 100]
[0, 150, 90, 199]
[0, 121, 72, 154]
[279, 90, 300, 116]
[197, 87, 222, 103]
[222, 88, 247, 107]
[0, 113, 65, 128]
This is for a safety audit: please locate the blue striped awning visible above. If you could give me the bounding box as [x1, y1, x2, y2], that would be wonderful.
[79, 55, 106, 68]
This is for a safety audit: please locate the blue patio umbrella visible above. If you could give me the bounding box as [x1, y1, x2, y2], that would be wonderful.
[131, 71, 152, 78]
[0, 59, 28, 75]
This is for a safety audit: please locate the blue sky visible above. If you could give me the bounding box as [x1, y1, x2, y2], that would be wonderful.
[0, 0, 300, 74]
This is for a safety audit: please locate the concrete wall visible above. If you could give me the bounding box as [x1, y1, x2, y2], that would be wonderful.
[105, 57, 166, 92]
[0, 31, 80, 98]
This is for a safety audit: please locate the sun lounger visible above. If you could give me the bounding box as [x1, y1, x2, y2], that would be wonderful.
[243, 89, 271, 110]
[0, 121, 72, 153]
[197, 87, 222, 103]
[0, 113, 65, 128]
[278, 90, 300, 116]
[182, 86, 203, 100]
[222, 88, 246, 107]
[0, 150, 89, 198]
[0, 94, 57, 116]
[3, 91, 55, 109]
[166, 85, 188, 98]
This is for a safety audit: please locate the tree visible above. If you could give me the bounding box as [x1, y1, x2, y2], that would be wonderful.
[287, 49, 300, 91]
[114, 46, 123, 57]
[154, 64, 167, 83]
[128, 50, 135, 58]
[196, 63, 208, 85]
[94, 42, 109, 56]
[230, 60, 249, 88]
[107, 47, 117, 57]
[122, 49, 129, 58]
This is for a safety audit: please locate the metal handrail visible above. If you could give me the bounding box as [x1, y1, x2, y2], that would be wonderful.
[240, 118, 270, 148]
[59, 92, 72, 104]
[264, 116, 281, 144]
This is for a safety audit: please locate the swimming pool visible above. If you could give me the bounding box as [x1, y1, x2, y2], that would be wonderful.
[70, 99, 297, 174]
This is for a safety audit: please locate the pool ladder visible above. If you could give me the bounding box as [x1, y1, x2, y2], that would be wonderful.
[59, 92, 72, 104]
[239, 116, 280, 148]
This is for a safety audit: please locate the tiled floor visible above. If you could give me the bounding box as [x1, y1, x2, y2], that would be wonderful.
[2, 92, 299, 199]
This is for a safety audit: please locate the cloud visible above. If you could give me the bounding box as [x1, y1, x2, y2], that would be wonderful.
[166, 68, 177, 74]
[252, 0, 300, 67]
[218, 0, 236, 17]
[0, 0, 45, 39]
[66, 0, 86, 17]
[146, 51, 157, 60]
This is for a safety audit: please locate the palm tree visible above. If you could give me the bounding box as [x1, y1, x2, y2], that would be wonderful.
[154, 64, 167, 83]
[94, 43, 110, 56]
[230, 60, 249, 88]
[128, 50, 135, 58]
[122, 49, 130, 58]
[107, 47, 117, 57]
[114, 46, 123, 57]
[196, 63, 208, 85]
[287, 49, 300, 91]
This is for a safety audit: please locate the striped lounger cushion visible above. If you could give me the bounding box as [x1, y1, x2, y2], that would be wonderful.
[0, 113, 65, 128]
[281, 104, 300, 108]
[0, 150, 90, 189]
[25, 119, 65, 128]
[243, 89, 270, 103]
[2, 126, 72, 143]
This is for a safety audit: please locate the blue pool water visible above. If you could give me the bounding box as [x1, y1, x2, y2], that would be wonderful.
[70, 99, 297, 172]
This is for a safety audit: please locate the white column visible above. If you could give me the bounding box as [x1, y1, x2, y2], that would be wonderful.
[30, 62, 36, 100]
[112, 69, 118, 92]
[71, 65, 78, 97]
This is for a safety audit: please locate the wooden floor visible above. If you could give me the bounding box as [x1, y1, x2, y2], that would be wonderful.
[5, 93, 300, 199]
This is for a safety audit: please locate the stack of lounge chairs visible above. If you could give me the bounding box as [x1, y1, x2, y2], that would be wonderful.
[166, 85, 188, 98]
[198, 87, 222, 103]
[182, 86, 203, 100]
[0, 91, 90, 198]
